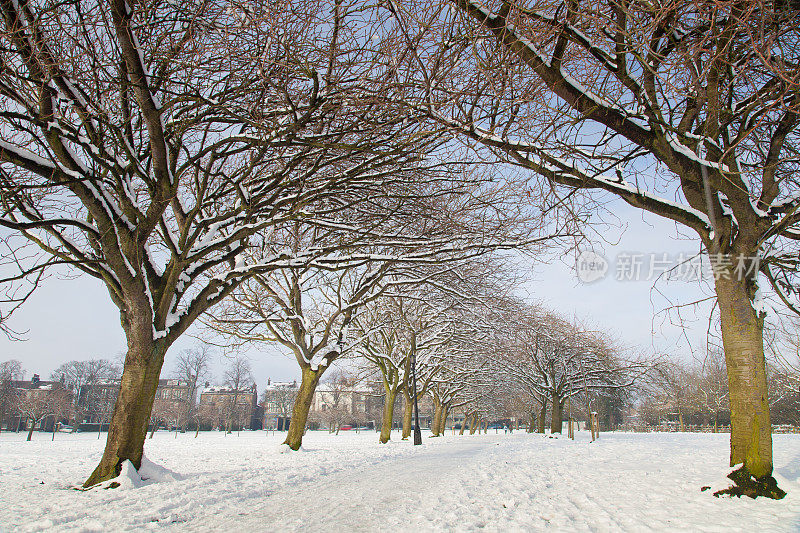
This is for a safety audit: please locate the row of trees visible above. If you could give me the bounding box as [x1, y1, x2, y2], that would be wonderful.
[640, 351, 800, 431]
[1, 0, 798, 499]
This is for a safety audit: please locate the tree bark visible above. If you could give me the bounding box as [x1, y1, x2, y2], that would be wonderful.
[715, 275, 773, 479]
[551, 392, 563, 434]
[380, 388, 397, 444]
[401, 390, 413, 440]
[438, 405, 449, 435]
[283, 366, 321, 450]
[469, 413, 478, 435]
[431, 401, 442, 437]
[26, 419, 34, 441]
[84, 330, 167, 488]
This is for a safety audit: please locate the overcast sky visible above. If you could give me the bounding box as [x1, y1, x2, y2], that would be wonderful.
[0, 198, 715, 389]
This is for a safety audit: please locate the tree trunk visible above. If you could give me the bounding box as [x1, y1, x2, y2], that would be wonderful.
[84, 331, 167, 488]
[26, 419, 34, 441]
[380, 388, 397, 444]
[401, 390, 413, 440]
[715, 275, 773, 480]
[431, 401, 442, 437]
[438, 405, 449, 435]
[283, 366, 321, 450]
[551, 392, 562, 434]
[460, 411, 467, 435]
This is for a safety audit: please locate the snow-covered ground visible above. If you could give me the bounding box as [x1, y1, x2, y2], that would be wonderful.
[1, 429, 799, 532]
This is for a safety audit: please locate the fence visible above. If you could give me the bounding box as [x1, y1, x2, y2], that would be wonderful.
[614, 424, 800, 434]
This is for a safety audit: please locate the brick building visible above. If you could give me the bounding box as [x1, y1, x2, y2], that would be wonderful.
[199, 383, 262, 430]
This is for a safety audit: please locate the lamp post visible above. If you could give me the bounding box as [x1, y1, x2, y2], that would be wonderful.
[411, 348, 422, 445]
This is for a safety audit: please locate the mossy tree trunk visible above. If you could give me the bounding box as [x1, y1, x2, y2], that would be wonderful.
[431, 403, 442, 437]
[438, 404, 449, 435]
[379, 388, 398, 444]
[284, 366, 322, 450]
[715, 274, 773, 480]
[401, 390, 413, 439]
[84, 311, 168, 487]
[469, 413, 478, 435]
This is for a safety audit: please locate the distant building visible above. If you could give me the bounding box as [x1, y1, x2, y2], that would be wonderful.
[199, 383, 261, 430]
[78, 378, 194, 427]
[312, 384, 377, 414]
[309, 381, 383, 430]
[4, 374, 72, 432]
[262, 379, 298, 430]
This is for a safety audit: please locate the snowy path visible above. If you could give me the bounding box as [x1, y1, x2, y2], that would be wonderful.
[190, 436, 497, 532]
[184, 432, 800, 532]
[1, 430, 800, 532]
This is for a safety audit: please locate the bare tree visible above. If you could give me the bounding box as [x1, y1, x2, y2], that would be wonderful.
[223, 356, 254, 433]
[490, 301, 644, 434]
[0, 359, 24, 432]
[15, 384, 71, 441]
[650, 358, 702, 432]
[50, 359, 119, 430]
[700, 350, 731, 432]
[355, 294, 458, 443]
[171, 346, 211, 431]
[314, 369, 357, 434]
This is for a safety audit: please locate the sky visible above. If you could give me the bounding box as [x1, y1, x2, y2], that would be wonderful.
[0, 197, 718, 389]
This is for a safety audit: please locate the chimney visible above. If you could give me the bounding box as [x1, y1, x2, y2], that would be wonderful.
[32, 374, 40, 384]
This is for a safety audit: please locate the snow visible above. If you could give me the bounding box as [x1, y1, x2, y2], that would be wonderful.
[1, 431, 799, 531]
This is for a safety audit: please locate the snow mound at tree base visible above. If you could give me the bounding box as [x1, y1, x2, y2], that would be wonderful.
[90, 455, 181, 490]
[138, 455, 182, 483]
